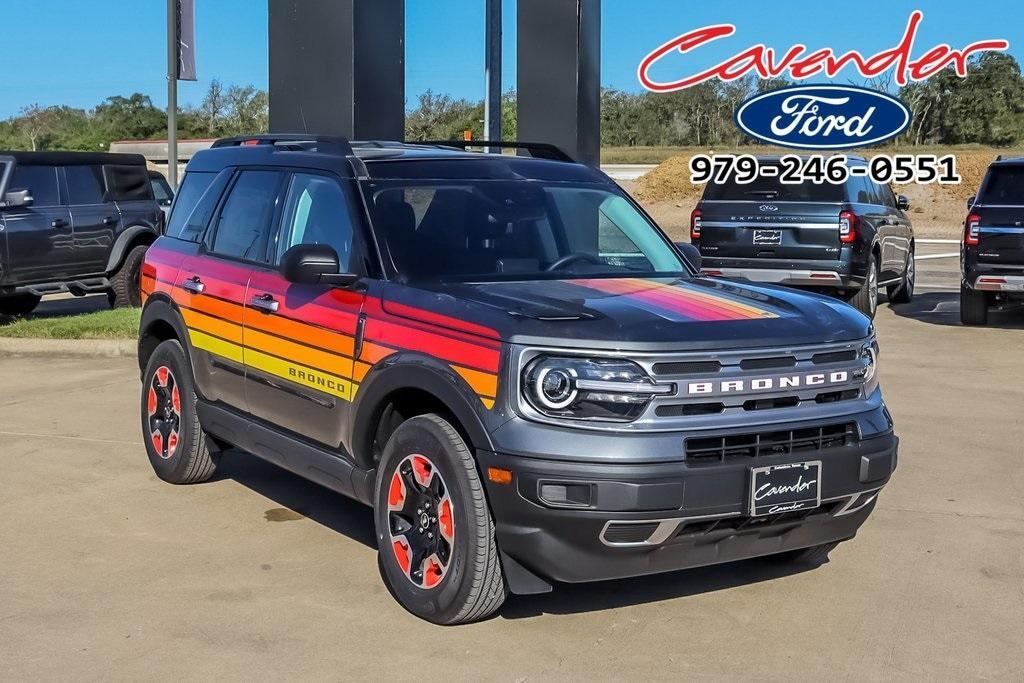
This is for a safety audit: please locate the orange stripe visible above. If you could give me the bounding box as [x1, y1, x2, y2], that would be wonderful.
[244, 327, 353, 378]
[246, 310, 356, 358]
[181, 308, 244, 345]
[352, 361, 372, 383]
[359, 341, 395, 364]
[452, 365, 498, 399]
[174, 289, 244, 325]
[642, 280, 775, 318]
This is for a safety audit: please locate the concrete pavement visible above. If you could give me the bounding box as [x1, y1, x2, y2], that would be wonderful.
[1, 296, 1023, 679]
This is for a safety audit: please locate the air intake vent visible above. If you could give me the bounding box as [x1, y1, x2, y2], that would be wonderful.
[740, 356, 796, 370]
[812, 350, 857, 364]
[655, 402, 725, 417]
[685, 423, 856, 464]
[652, 360, 721, 375]
[602, 522, 660, 544]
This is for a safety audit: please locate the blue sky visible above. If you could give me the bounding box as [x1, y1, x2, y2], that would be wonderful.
[1, 0, 1020, 118]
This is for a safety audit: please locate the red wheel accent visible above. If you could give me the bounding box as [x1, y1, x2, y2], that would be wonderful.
[423, 557, 443, 588]
[411, 455, 432, 486]
[439, 499, 454, 541]
[393, 538, 411, 574]
[388, 471, 406, 509]
[171, 385, 181, 413]
[166, 431, 179, 458]
[147, 387, 157, 416]
[151, 430, 163, 455]
[156, 366, 169, 386]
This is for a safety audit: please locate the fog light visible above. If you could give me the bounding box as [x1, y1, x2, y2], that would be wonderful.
[539, 481, 593, 508]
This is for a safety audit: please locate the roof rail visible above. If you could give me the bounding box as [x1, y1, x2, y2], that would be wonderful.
[211, 134, 354, 156]
[414, 140, 574, 163]
[996, 154, 1004, 161]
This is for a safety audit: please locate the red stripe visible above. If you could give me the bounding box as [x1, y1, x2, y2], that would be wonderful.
[363, 317, 500, 373]
[575, 278, 750, 321]
[382, 300, 501, 342]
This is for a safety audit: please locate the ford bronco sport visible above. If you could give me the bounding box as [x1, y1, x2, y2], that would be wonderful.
[0, 151, 163, 314]
[137, 136, 897, 624]
[693, 156, 915, 319]
[961, 157, 1024, 325]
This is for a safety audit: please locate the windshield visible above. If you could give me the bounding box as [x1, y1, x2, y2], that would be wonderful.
[362, 178, 686, 282]
[703, 167, 844, 202]
[980, 165, 1024, 204]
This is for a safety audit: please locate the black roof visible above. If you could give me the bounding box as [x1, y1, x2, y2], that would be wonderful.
[0, 151, 147, 166]
[992, 155, 1024, 165]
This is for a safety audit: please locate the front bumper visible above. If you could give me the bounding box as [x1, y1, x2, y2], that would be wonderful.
[479, 431, 896, 585]
[701, 257, 864, 289]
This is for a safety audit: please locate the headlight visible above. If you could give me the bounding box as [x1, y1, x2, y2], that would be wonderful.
[523, 356, 672, 422]
[858, 339, 878, 384]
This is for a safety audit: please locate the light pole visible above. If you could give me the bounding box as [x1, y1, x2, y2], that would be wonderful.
[166, 0, 178, 187]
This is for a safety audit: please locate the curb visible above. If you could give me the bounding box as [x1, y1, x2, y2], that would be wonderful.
[0, 337, 137, 359]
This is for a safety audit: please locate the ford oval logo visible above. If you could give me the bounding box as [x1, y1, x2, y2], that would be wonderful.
[759, 204, 779, 212]
[735, 85, 912, 150]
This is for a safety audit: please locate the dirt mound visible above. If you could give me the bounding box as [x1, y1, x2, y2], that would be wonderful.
[632, 154, 702, 203]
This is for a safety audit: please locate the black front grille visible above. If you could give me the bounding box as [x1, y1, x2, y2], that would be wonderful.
[740, 356, 796, 370]
[812, 350, 857, 365]
[652, 360, 722, 375]
[676, 501, 844, 537]
[684, 423, 857, 464]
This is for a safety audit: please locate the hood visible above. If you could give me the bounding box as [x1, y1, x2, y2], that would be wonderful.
[381, 276, 872, 352]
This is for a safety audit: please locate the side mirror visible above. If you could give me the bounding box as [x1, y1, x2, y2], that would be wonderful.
[675, 242, 701, 271]
[967, 195, 976, 209]
[280, 243, 358, 287]
[897, 195, 910, 211]
[1, 189, 33, 208]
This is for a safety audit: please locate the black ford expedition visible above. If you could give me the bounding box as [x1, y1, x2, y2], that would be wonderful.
[961, 157, 1024, 325]
[0, 151, 162, 315]
[693, 157, 915, 319]
[137, 136, 898, 624]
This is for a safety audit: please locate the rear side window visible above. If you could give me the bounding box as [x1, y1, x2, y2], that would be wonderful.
[165, 171, 228, 242]
[276, 173, 356, 270]
[65, 165, 106, 205]
[210, 170, 284, 262]
[703, 169, 843, 202]
[103, 165, 154, 201]
[9, 165, 60, 206]
[151, 175, 173, 205]
[980, 166, 1024, 204]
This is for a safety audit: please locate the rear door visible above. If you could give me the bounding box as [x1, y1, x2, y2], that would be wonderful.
[243, 170, 365, 449]
[63, 164, 119, 275]
[175, 169, 286, 411]
[973, 165, 1024, 265]
[699, 171, 843, 262]
[2, 164, 74, 283]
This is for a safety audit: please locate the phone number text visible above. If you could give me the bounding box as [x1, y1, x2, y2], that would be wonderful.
[689, 154, 960, 185]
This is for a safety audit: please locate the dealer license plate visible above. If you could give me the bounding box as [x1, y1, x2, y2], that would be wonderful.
[749, 461, 821, 516]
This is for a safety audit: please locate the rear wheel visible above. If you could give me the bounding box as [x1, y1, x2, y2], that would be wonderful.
[960, 284, 989, 325]
[374, 414, 506, 625]
[110, 244, 148, 308]
[0, 293, 41, 317]
[847, 254, 879, 318]
[887, 246, 915, 304]
[141, 339, 219, 484]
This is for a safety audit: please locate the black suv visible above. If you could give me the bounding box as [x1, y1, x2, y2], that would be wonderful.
[693, 157, 915, 319]
[0, 151, 163, 315]
[137, 136, 897, 624]
[961, 157, 1024, 325]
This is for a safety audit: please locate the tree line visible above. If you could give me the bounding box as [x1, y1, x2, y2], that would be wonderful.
[3, 53, 1022, 152]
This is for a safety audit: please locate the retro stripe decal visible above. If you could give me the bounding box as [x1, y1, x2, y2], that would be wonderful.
[570, 278, 781, 321]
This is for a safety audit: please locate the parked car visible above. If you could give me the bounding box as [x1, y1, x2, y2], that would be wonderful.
[693, 157, 915, 318]
[149, 169, 174, 218]
[137, 136, 897, 624]
[0, 151, 163, 314]
[961, 157, 1024, 325]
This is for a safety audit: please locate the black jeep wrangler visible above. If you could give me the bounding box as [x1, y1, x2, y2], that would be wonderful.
[137, 136, 897, 624]
[961, 157, 1024, 325]
[0, 151, 163, 315]
[693, 156, 915, 319]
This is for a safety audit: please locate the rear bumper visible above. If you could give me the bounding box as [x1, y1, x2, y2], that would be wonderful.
[971, 274, 1024, 292]
[701, 257, 864, 289]
[479, 431, 896, 585]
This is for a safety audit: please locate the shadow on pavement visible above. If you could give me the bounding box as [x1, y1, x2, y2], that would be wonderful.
[890, 291, 1024, 329]
[501, 556, 818, 619]
[0, 294, 110, 325]
[215, 449, 377, 549]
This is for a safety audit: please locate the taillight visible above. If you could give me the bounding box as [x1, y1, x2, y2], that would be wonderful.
[839, 210, 858, 244]
[690, 208, 702, 240]
[964, 213, 981, 246]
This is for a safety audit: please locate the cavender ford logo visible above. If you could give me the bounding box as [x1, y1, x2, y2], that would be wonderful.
[687, 370, 848, 396]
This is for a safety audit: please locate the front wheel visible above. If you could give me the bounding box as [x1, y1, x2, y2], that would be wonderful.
[374, 414, 506, 624]
[847, 254, 879, 319]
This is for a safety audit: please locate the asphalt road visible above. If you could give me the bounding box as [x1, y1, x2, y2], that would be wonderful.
[2, 255, 1023, 679]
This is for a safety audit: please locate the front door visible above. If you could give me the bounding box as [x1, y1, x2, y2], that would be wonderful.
[243, 171, 365, 450]
[2, 165, 74, 284]
[176, 168, 286, 411]
[63, 165, 119, 275]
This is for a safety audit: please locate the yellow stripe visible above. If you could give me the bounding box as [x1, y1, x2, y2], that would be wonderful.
[189, 329, 244, 364]
[479, 397, 495, 410]
[243, 346, 357, 402]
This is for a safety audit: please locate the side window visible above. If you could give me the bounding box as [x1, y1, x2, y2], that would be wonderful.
[165, 171, 229, 242]
[8, 165, 60, 206]
[847, 176, 872, 204]
[276, 173, 356, 270]
[151, 176, 173, 205]
[877, 183, 896, 208]
[65, 165, 106, 205]
[210, 170, 284, 262]
[103, 165, 153, 202]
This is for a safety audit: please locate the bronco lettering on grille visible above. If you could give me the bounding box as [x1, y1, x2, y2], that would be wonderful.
[687, 371, 848, 395]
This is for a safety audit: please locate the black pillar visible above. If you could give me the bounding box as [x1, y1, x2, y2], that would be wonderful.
[517, 0, 601, 166]
[268, 0, 405, 140]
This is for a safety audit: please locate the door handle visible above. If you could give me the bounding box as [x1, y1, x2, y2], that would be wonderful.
[102, 216, 117, 226]
[181, 276, 205, 294]
[51, 218, 67, 228]
[251, 293, 279, 314]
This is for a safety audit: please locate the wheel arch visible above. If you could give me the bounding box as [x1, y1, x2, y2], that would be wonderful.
[105, 225, 158, 274]
[350, 355, 496, 471]
[138, 296, 192, 376]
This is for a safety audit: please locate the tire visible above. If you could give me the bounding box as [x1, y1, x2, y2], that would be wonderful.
[141, 339, 219, 484]
[0, 293, 41, 316]
[110, 244, 148, 308]
[887, 246, 915, 304]
[374, 414, 506, 625]
[847, 254, 879, 319]
[769, 541, 840, 565]
[960, 284, 989, 325]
